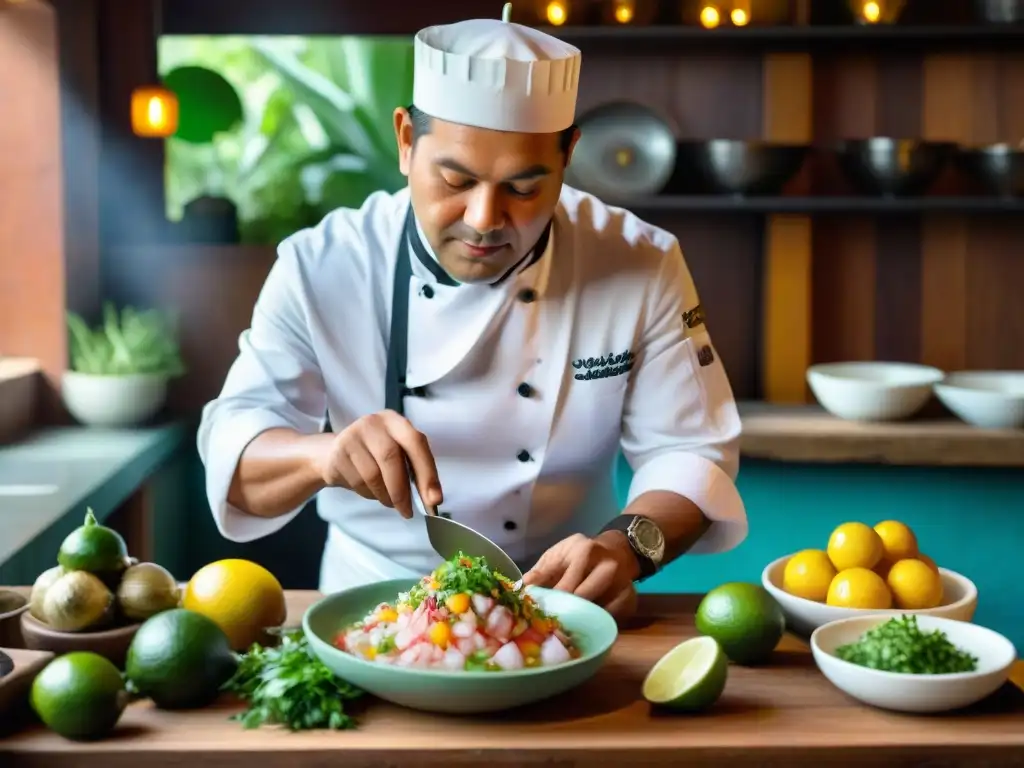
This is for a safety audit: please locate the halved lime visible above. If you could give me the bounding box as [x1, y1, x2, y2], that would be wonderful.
[641, 635, 729, 711]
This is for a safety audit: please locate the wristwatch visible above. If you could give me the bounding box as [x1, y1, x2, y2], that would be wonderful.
[599, 515, 666, 581]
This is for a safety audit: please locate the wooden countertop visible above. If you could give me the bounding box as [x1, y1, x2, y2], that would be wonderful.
[738, 402, 1024, 468]
[3, 591, 1023, 767]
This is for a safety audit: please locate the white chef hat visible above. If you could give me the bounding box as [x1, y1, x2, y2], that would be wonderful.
[413, 3, 581, 134]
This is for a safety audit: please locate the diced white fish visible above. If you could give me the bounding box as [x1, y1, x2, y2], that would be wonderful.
[492, 641, 524, 670]
[452, 618, 476, 639]
[471, 594, 494, 617]
[456, 637, 476, 656]
[472, 631, 487, 650]
[540, 633, 571, 665]
[443, 648, 466, 670]
[395, 628, 417, 651]
[485, 605, 514, 642]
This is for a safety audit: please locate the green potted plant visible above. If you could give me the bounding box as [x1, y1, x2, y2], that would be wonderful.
[63, 303, 186, 427]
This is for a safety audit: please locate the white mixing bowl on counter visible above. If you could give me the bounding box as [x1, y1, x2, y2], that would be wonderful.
[806, 361, 944, 421]
[761, 554, 978, 639]
[811, 613, 1016, 713]
[933, 371, 1024, 429]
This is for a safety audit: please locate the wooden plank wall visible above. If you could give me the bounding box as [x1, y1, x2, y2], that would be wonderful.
[808, 52, 1024, 385]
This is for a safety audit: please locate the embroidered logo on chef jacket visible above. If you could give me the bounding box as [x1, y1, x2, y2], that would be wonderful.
[697, 344, 715, 367]
[571, 350, 635, 381]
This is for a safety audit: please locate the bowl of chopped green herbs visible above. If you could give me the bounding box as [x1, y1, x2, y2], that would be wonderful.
[811, 613, 1017, 713]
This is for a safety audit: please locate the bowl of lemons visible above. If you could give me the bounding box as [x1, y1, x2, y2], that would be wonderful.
[761, 520, 978, 639]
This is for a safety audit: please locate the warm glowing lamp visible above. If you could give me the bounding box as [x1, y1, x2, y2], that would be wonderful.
[860, 1, 881, 23]
[545, 0, 568, 25]
[730, 8, 749, 25]
[613, 0, 635, 23]
[699, 4, 721, 28]
[130, 86, 179, 138]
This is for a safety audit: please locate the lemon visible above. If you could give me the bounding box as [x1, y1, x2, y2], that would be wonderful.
[827, 522, 884, 571]
[917, 553, 940, 573]
[826, 567, 892, 609]
[642, 636, 729, 712]
[886, 558, 944, 609]
[782, 549, 837, 602]
[182, 559, 287, 651]
[873, 520, 919, 562]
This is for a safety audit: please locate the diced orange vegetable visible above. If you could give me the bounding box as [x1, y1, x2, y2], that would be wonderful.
[428, 621, 452, 648]
[446, 593, 470, 614]
[365, 647, 377, 660]
[516, 639, 540, 658]
[376, 607, 398, 622]
[428, 579, 440, 589]
[531, 617, 551, 634]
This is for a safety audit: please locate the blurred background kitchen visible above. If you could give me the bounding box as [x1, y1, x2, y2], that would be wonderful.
[2, 0, 1023, 646]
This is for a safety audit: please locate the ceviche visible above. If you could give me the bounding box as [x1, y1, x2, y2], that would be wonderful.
[332, 553, 582, 671]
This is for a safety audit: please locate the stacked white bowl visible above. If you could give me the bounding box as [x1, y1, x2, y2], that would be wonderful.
[806, 362, 945, 421]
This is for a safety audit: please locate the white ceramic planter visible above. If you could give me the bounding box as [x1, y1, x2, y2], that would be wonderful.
[61, 371, 169, 428]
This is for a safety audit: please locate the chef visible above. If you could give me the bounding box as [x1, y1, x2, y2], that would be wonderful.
[197, 4, 747, 619]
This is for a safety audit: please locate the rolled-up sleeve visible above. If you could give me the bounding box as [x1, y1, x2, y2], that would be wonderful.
[620, 242, 747, 554]
[196, 240, 327, 543]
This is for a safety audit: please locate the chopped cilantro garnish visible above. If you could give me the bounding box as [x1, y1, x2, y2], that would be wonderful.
[835, 615, 978, 674]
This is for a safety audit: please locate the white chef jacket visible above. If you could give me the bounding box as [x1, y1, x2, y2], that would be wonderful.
[197, 184, 747, 594]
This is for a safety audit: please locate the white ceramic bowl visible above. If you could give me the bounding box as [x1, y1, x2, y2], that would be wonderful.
[61, 371, 169, 428]
[934, 371, 1024, 429]
[761, 554, 977, 639]
[811, 613, 1017, 713]
[806, 361, 945, 421]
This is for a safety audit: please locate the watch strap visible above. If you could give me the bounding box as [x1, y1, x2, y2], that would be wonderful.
[599, 515, 658, 580]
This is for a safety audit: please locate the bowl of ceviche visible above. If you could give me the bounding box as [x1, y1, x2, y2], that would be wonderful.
[302, 553, 619, 714]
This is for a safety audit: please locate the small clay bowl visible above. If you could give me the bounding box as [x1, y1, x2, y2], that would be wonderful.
[20, 613, 140, 669]
[0, 590, 29, 648]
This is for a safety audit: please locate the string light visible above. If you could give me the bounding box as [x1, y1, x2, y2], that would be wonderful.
[613, 0, 635, 23]
[730, 7, 749, 25]
[699, 4, 721, 28]
[860, 1, 881, 22]
[545, 0, 567, 25]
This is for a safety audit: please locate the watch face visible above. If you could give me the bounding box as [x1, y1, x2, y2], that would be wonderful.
[631, 518, 665, 562]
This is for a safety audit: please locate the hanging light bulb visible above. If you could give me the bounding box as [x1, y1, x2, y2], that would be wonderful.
[730, 0, 750, 25]
[860, 1, 881, 23]
[699, 4, 721, 28]
[613, 0, 635, 23]
[544, 0, 568, 25]
[130, 86, 179, 138]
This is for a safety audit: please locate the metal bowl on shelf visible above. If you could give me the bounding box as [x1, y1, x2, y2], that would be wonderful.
[834, 138, 957, 197]
[674, 140, 809, 196]
[565, 101, 677, 201]
[957, 143, 1024, 197]
[975, 0, 1024, 23]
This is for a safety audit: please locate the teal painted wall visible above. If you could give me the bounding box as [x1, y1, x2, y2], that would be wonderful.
[173, 441, 1024, 654]
[616, 455, 1024, 654]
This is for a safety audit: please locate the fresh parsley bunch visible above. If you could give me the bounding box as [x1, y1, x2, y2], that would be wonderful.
[223, 629, 363, 731]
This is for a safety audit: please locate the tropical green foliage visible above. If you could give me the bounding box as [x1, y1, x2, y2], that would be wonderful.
[159, 35, 413, 245]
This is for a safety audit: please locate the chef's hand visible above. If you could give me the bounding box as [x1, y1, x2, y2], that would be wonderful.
[522, 533, 640, 620]
[320, 409, 442, 519]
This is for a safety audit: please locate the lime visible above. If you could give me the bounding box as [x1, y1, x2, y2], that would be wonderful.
[125, 608, 238, 710]
[162, 66, 243, 144]
[642, 636, 728, 711]
[30, 652, 128, 741]
[57, 508, 129, 577]
[695, 582, 785, 665]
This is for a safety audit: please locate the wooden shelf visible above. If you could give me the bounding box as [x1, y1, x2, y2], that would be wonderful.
[539, 24, 1024, 51]
[609, 196, 1024, 214]
[738, 403, 1024, 468]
